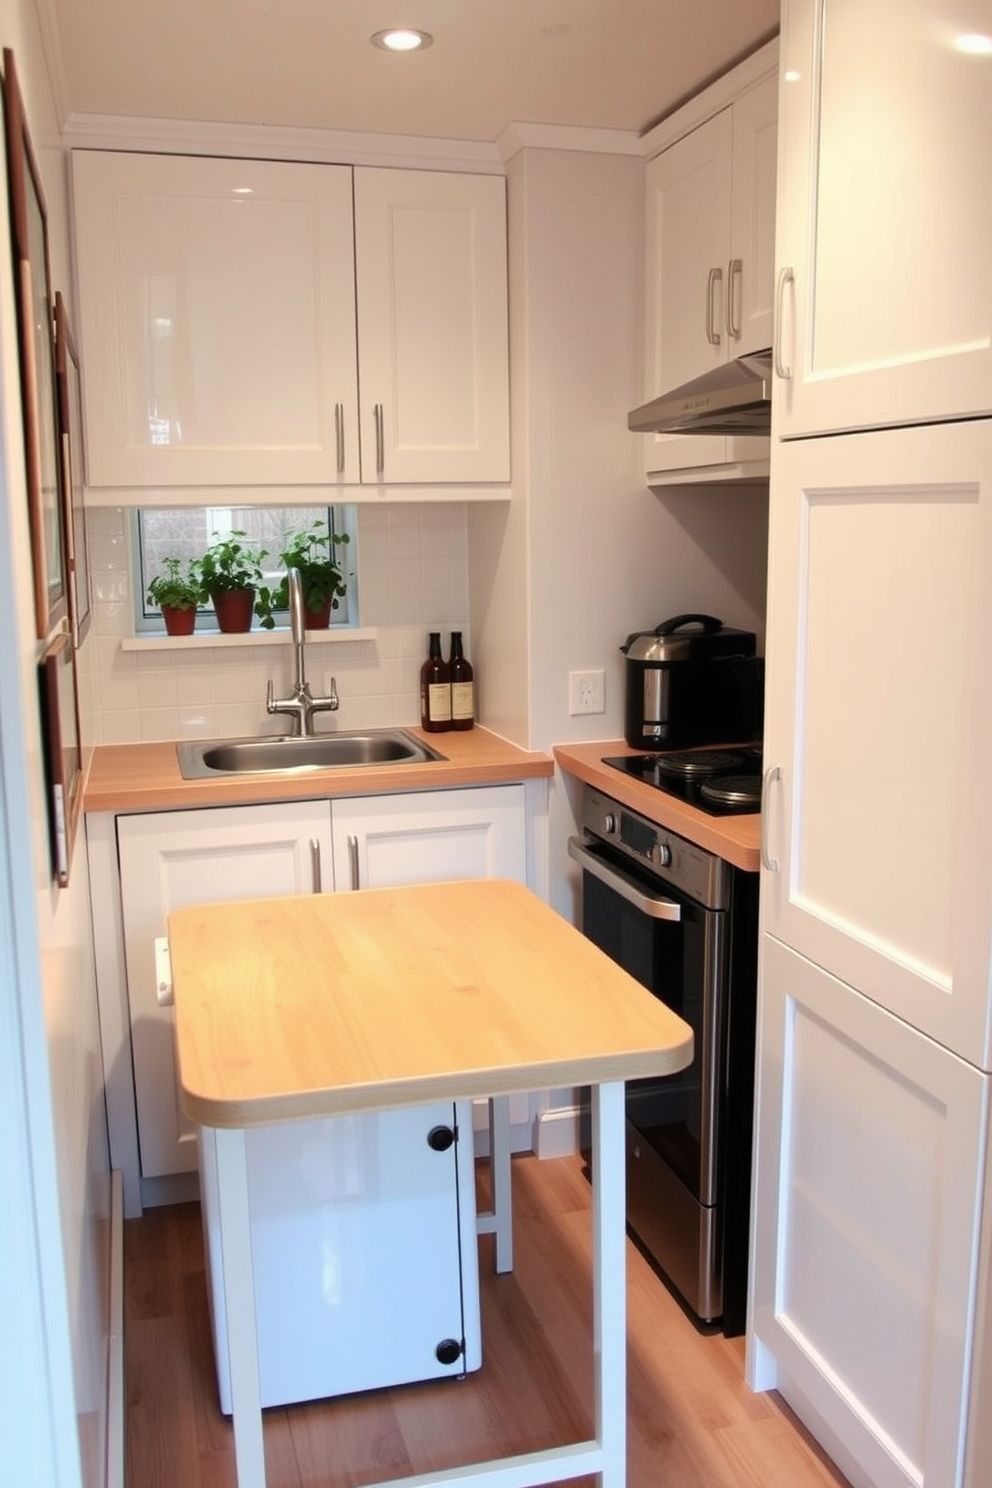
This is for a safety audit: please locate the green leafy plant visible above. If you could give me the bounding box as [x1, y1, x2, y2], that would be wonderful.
[145, 556, 204, 613]
[198, 530, 268, 593]
[256, 518, 350, 630]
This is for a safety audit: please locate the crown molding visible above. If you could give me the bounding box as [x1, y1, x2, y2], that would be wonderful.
[639, 35, 779, 157]
[61, 112, 505, 173]
[495, 121, 643, 163]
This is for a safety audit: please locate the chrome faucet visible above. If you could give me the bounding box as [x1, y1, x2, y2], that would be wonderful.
[266, 567, 339, 737]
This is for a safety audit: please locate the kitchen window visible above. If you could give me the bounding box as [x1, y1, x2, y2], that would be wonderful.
[131, 504, 358, 635]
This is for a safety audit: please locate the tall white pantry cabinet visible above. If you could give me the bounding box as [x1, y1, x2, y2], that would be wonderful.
[748, 5, 992, 1488]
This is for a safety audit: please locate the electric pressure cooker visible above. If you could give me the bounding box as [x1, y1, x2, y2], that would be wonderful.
[620, 613, 761, 750]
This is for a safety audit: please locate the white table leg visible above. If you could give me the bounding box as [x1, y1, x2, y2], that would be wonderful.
[214, 1125, 266, 1488]
[590, 1079, 626, 1488]
[476, 1095, 514, 1273]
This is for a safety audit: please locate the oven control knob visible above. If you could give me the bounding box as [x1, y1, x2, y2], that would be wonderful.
[603, 812, 618, 835]
[654, 843, 672, 868]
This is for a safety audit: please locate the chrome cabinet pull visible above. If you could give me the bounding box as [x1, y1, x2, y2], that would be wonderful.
[726, 258, 743, 340]
[334, 403, 345, 475]
[567, 837, 682, 921]
[373, 403, 385, 475]
[760, 765, 782, 872]
[347, 833, 360, 891]
[309, 838, 322, 894]
[706, 266, 723, 346]
[774, 267, 794, 380]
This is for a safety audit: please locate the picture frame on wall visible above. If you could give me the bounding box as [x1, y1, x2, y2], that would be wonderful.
[54, 291, 92, 647]
[2, 47, 67, 640]
[38, 629, 83, 888]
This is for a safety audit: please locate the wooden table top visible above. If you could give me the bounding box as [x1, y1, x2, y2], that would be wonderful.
[168, 879, 693, 1130]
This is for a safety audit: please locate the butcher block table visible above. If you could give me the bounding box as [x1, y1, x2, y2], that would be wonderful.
[168, 878, 693, 1488]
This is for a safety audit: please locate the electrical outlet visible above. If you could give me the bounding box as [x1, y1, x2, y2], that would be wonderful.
[569, 669, 605, 716]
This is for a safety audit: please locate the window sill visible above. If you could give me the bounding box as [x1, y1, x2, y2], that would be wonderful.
[121, 626, 378, 653]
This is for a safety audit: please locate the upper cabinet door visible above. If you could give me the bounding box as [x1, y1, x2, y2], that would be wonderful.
[353, 168, 510, 485]
[773, 0, 992, 439]
[760, 420, 992, 1067]
[642, 70, 777, 480]
[72, 151, 360, 487]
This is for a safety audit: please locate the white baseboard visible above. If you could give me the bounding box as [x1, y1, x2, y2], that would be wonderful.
[535, 1104, 582, 1159]
[106, 1169, 124, 1488]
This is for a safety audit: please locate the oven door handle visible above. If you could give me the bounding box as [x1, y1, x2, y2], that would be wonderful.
[567, 837, 683, 921]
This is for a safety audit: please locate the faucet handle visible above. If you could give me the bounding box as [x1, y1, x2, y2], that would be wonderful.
[265, 679, 276, 714]
[312, 676, 340, 714]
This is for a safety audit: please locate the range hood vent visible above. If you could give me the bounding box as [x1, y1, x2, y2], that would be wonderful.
[628, 349, 772, 437]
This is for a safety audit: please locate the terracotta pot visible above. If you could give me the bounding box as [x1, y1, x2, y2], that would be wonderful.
[161, 605, 197, 637]
[211, 588, 256, 634]
[304, 600, 333, 629]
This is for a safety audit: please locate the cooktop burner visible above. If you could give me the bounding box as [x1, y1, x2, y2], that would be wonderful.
[602, 746, 763, 817]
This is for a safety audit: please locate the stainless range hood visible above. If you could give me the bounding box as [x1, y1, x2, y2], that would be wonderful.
[628, 348, 772, 437]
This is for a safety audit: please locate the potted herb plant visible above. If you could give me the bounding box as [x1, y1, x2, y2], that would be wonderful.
[146, 556, 204, 637]
[198, 531, 269, 633]
[257, 518, 350, 630]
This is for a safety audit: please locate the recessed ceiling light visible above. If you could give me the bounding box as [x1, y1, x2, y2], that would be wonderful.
[370, 28, 434, 53]
[955, 33, 992, 54]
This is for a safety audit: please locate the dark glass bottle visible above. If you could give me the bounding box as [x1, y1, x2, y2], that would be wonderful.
[448, 631, 475, 730]
[420, 631, 451, 732]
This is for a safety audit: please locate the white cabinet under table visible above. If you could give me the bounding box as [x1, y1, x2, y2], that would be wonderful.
[167, 879, 693, 1488]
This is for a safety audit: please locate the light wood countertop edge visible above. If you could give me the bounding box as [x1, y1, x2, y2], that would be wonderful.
[554, 741, 761, 874]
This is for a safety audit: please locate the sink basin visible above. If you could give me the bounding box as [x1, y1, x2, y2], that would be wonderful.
[177, 729, 445, 779]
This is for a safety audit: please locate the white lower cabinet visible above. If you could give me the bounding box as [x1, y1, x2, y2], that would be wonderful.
[749, 936, 987, 1488]
[114, 785, 528, 1185]
[118, 800, 332, 1180]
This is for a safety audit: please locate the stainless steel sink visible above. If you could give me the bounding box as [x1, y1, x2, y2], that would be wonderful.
[177, 729, 445, 779]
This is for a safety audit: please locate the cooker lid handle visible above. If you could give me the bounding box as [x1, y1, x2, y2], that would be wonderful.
[654, 613, 723, 636]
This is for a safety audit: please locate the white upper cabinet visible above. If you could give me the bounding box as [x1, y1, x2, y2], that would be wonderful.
[72, 152, 361, 489]
[773, 0, 992, 438]
[71, 152, 510, 495]
[642, 65, 777, 481]
[353, 168, 510, 485]
[760, 419, 992, 1068]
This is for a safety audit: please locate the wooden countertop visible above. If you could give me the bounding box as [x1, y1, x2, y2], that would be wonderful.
[168, 879, 694, 1130]
[553, 740, 761, 874]
[84, 725, 552, 814]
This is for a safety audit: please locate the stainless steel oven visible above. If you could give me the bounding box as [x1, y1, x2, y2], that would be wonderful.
[568, 786, 758, 1335]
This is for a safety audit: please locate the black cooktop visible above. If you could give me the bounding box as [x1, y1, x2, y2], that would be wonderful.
[602, 745, 764, 817]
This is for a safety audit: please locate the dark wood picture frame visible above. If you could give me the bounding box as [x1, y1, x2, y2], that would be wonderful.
[54, 291, 92, 647]
[3, 47, 67, 639]
[39, 629, 83, 888]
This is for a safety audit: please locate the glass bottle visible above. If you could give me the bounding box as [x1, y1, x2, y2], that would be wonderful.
[449, 631, 475, 730]
[420, 631, 451, 732]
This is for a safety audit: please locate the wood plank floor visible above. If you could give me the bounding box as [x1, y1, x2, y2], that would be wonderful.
[124, 1153, 851, 1488]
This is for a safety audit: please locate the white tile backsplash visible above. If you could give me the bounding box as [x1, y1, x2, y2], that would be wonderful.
[79, 503, 473, 744]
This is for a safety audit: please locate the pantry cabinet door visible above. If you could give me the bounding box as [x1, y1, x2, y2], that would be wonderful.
[760, 421, 992, 1066]
[118, 802, 332, 1178]
[773, 0, 992, 437]
[353, 169, 510, 484]
[750, 937, 987, 1488]
[72, 151, 360, 487]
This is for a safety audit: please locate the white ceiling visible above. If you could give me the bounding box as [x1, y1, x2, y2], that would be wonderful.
[50, 0, 780, 144]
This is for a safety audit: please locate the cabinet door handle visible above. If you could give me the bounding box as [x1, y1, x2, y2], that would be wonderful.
[309, 838, 323, 894]
[373, 403, 385, 476]
[726, 258, 743, 341]
[706, 266, 723, 346]
[334, 403, 345, 475]
[347, 833, 360, 891]
[774, 267, 794, 380]
[760, 765, 782, 872]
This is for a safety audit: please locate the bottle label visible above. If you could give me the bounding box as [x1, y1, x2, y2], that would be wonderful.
[428, 682, 452, 721]
[451, 681, 474, 721]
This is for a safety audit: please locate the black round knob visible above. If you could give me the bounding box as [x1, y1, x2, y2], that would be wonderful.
[427, 1125, 455, 1152]
[435, 1338, 463, 1365]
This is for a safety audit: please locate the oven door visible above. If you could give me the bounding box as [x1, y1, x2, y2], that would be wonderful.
[568, 835, 726, 1208]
